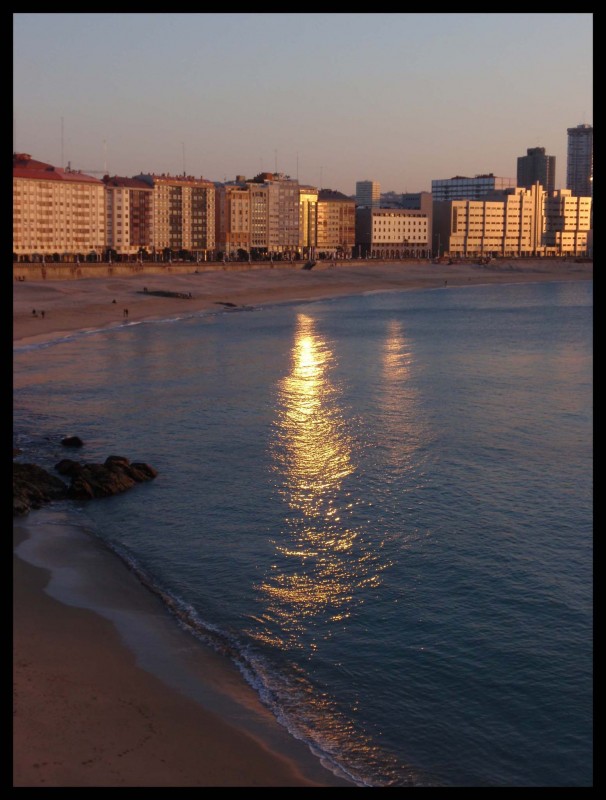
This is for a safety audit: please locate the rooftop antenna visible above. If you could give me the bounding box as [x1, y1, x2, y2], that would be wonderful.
[103, 138, 108, 174]
[274, 149, 278, 174]
[182, 142, 186, 176]
[296, 152, 299, 181]
[61, 116, 64, 169]
[319, 165, 323, 188]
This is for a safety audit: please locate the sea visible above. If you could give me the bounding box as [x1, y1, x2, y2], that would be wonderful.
[13, 278, 593, 787]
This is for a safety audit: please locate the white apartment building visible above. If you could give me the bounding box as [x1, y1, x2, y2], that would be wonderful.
[432, 184, 592, 258]
[355, 207, 430, 258]
[13, 153, 105, 260]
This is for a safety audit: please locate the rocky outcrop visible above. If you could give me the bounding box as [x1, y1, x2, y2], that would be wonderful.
[13, 455, 158, 516]
[13, 462, 69, 517]
[55, 455, 158, 499]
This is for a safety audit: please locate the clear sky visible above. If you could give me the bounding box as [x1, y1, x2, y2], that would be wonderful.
[13, 12, 593, 195]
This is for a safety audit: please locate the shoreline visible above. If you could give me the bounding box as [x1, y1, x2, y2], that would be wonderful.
[13, 259, 592, 787]
[13, 258, 592, 348]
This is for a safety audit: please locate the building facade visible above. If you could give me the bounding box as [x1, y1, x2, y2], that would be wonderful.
[517, 147, 556, 195]
[316, 190, 356, 258]
[432, 184, 591, 259]
[566, 123, 593, 197]
[298, 185, 319, 259]
[13, 153, 106, 261]
[103, 176, 153, 257]
[431, 174, 515, 202]
[135, 172, 216, 259]
[215, 178, 252, 258]
[355, 207, 430, 259]
[355, 180, 380, 208]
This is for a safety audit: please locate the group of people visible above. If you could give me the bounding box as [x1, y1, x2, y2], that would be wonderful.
[31, 308, 45, 318]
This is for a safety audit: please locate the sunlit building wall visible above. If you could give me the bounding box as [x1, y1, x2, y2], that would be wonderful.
[215, 178, 252, 257]
[135, 172, 215, 258]
[299, 185, 318, 259]
[246, 172, 300, 256]
[103, 175, 153, 256]
[13, 153, 106, 261]
[316, 190, 356, 258]
[433, 184, 591, 258]
[543, 190, 592, 256]
[355, 207, 430, 259]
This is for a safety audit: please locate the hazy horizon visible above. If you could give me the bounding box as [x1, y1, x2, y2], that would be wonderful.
[13, 13, 592, 195]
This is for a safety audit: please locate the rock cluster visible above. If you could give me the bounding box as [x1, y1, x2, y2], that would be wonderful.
[13, 451, 158, 517]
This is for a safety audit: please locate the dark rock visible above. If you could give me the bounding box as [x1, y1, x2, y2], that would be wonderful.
[13, 462, 69, 516]
[13, 454, 158, 515]
[61, 455, 158, 500]
[61, 435, 84, 448]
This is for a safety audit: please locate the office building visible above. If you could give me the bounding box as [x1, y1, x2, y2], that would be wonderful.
[431, 174, 515, 202]
[517, 147, 556, 194]
[355, 180, 380, 208]
[566, 123, 593, 197]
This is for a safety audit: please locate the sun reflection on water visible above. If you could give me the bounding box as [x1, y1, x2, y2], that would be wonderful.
[250, 314, 387, 653]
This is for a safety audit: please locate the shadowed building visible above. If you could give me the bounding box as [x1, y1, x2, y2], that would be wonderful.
[567, 123, 593, 198]
[517, 147, 556, 195]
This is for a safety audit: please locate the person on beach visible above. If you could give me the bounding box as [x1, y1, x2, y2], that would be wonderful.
[41, 310, 45, 319]
[124, 308, 129, 318]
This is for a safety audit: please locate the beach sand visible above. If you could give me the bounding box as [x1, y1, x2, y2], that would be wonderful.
[13, 258, 592, 786]
[13, 258, 592, 346]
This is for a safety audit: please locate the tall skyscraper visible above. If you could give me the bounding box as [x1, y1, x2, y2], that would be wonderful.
[355, 180, 380, 208]
[566, 124, 593, 197]
[517, 147, 556, 194]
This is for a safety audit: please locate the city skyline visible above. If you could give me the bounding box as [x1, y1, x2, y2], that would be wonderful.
[13, 13, 593, 195]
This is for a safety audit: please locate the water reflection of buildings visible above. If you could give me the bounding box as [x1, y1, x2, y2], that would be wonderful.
[379, 319, 425, 471]
[251, 313, 385, 652]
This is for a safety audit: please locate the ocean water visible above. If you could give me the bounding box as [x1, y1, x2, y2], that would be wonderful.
[13, 279, 593, 787]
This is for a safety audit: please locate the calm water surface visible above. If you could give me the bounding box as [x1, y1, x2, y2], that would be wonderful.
[14, 280, 593, 786]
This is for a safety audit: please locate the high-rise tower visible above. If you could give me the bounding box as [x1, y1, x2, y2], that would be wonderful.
[355, 180, 380, 208]
[566, 124, 593, 197]
[517, 147, 556, 194]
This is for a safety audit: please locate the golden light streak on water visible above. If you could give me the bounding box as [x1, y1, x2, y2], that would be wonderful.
[250, 314, 387, 653]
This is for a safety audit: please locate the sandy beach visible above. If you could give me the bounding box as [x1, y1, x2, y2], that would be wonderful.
[13, 258, 592, 346]
[13, 258, 592, 787]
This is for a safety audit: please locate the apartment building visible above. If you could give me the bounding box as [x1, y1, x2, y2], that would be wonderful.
[247, 173, 300, 257]
[299, 184, 319, 259]
[13, 153, 105, 260]
[103, 176, 153, 257]
[517, 147, 556, 195]
[432, 183, 592, 258]
[135, 172, 216, 259]
[215, 177, 252, 257]
[316, 189, 356, 258]
[543, 190, 592, 256]
[355, 207, 430, 259]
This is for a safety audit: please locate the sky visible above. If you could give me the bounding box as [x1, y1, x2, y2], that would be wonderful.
[13, 12, 593, 196]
